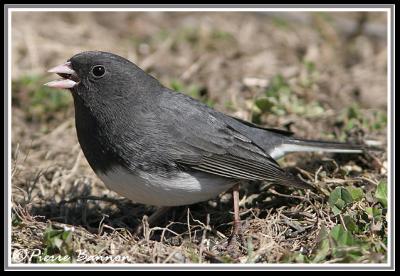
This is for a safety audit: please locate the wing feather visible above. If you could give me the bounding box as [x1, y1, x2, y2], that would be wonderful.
[159, 91, 311, 189]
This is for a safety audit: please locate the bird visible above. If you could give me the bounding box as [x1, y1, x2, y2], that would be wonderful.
[45, 51, 368, 239]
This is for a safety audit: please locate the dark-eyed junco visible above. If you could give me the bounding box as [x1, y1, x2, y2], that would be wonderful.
[45, 51, 367, 237]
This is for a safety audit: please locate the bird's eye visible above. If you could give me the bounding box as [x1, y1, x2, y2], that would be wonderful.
[91, 65, 106, 77]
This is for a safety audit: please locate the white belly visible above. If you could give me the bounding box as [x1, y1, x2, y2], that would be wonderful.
[97, 166, 236, 206]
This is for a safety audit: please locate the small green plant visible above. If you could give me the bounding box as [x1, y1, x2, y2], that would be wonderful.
[211, 29, 234, 41]
[12, 75, 72, 122]
[375, 180, 387, 208]
[285, 181, 388, 263]
[328, 186, 354, 215]
[252, 74, 324, 124]
[336, 104, 387, 141]
[32, 225, 74, 263]
[11, 212, 22, 227]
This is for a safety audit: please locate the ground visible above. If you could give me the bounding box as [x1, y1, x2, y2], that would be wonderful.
[11, 11, 388, 264]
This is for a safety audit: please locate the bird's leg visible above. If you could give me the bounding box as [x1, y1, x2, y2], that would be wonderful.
[134, 206, 171, 236]
[227, 183, 244, 256]
[232, 183, 241, 236]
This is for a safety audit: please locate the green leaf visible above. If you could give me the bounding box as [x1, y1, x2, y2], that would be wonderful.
[330, 225, 356, 246]
[312, 239, 330, 263]
[366, 207, 382, 221]
[12, 213, 22, 226]
[335, 198, 346, 210]
[345, 118, 360, 131]
[42, 224, 74, 259]
[251, 112, 262, 125]
[304, 60, 316, 74]
[331, 205, 342, 216]
[328, 187, 354, 214]
[347, 104, 360, 119]
[375, 181, 387, 208]
[346, 187, 364, 201]
[255, 97, 274, 112]
[44, 227, 61, 241]
[170, 79, 184, 92]
[343, 215, 358, 232]
[305, 103, 325, 117]
[62, 230, 72, 242]
[294, 253, 309, 263]
[265, 74, 290, 98]
[53, 237, 63, 249]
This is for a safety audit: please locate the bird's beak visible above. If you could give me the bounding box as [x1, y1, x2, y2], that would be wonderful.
[44, 61, 80, 89]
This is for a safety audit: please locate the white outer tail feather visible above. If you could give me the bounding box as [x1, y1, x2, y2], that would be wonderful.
[269, 143, 363, 160]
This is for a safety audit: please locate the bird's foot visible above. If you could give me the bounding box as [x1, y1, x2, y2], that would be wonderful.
[226, 220, 246, 259]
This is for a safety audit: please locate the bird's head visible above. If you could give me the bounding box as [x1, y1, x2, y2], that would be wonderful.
[45, 51, 160, 105]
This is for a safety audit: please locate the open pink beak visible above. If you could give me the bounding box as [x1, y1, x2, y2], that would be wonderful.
[44, 61, 79, 89]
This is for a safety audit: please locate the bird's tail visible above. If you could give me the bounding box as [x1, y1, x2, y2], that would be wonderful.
[269, 138, 381, 159]
[285, 138, 365, 153]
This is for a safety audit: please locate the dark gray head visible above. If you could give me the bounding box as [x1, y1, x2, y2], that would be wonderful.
[46, 51, 165, 173]
[45, 51, 161, 107]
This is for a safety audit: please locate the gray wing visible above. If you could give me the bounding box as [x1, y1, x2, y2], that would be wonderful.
[159, 91, 309, 189]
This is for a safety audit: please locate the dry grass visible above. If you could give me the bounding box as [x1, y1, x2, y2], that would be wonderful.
[11, 11, 388, 264]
